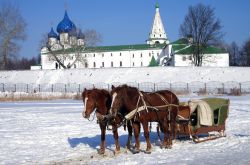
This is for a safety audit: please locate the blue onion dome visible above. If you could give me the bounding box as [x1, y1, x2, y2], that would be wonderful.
[56, 10, 76, 34]
[77, 30, 85, 39]
[48, 27, 58, 38]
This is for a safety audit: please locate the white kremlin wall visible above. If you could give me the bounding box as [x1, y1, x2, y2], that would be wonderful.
[0, 67, 250, 84]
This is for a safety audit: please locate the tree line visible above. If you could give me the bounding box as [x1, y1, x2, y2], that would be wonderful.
[5, 56, 40, 70]
[227, 40, 250, 66]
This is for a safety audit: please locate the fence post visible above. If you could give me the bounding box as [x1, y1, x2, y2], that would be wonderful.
[78, 84, 81, 93]
[39, 84, 41, 93]
[52, 84, 54, 93]
[153, 83, 156, 92]
[26, 84, 29, 93]
[14, 84, 17, 92]
[187, 83, 189, 93]
[204, 83, 207, 93]
[222, 83, 225, 94]
[65, 84, 67, 93]
[3, 83, 4, 92]
[239, 83, 242, 94]
[170, 83, 172, 91]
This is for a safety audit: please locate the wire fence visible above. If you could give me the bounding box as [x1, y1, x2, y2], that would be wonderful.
[1, 81, 250, 95]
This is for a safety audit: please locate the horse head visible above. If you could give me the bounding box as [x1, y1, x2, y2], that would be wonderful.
[81, 88, 98, 119]
[109, 85, 139, 118]
[110, 85, 125, 118]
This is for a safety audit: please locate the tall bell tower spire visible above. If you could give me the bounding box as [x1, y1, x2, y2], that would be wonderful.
[147, 3, 169, 45]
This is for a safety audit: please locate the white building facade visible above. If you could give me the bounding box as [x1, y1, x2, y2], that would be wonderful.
[39, 4, 229, 70]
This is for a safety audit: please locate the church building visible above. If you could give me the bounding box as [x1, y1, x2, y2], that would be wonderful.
[38, 4, 229, 70]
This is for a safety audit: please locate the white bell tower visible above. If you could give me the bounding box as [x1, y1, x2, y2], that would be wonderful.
[147, 3, 169, 45]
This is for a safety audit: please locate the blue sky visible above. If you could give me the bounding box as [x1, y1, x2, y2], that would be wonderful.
[3, 0, 250, 58]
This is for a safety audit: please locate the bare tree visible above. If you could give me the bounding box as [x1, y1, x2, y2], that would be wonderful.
[227, 42, 240, 66]
[39, 33, 49, 50]
[49, 44, 86, 69]
[0, 2, 27, 70]
[242, 38, 250, 66]
[179, 3, 223, 66]
[83, 29, 102, 47]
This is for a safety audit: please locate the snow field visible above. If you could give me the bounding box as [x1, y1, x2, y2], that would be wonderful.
[0, 96, 250, 164]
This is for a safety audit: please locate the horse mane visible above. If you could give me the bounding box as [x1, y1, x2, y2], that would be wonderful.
[92, 88, 112, 109]
[116, 84, 138, 91]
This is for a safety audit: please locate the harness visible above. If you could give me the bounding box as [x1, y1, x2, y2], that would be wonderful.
[125, 91, 179, 121]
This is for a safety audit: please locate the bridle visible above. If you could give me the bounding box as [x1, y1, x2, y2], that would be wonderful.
[82, 95, 98, 122]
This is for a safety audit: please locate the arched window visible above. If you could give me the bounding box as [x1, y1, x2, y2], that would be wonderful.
[120, 61, 122, 67]
[93, 62, 96, 68]
[111, 62, 113, 67]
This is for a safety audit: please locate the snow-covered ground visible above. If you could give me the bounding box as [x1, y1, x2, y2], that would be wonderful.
[1, 67, 250, 84]
[0, 95, 250, 165]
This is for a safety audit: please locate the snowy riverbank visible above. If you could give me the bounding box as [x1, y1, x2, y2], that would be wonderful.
[1, 67, 250, 84]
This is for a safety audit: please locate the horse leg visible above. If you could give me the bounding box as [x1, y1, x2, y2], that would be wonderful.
[133, 121, 141, 154]
[112, 125, 121, 154]
[171, 121, 176, 145]
[126, 121, 133, 150]
[166, 120, 174, 149]
[162, 119, 169, 149]
[98, 123, 106, 154]
[142, 121, 151, 154]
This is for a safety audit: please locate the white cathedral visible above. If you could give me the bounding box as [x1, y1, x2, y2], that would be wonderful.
[38, 4, 229, 70]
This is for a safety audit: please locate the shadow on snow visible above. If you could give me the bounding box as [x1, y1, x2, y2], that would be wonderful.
[68, 131, 162, 149]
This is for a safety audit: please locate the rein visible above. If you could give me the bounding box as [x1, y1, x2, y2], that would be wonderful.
[87, 108, 97, 122]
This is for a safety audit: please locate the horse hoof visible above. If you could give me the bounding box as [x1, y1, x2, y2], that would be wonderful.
[133, 149, 140, 154]
[145, 150, 151, 154]
[160, 144, 167, 149]
[166, 145, 172, 149]
[114, 149, 121, 155]
[98, 149, 105, 155]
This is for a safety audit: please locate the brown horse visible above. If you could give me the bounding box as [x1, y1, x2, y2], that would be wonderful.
[109, 85, 179, 153]
[82, 88, 133, 154]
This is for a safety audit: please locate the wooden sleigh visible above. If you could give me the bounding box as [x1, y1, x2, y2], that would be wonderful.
[176, 98, 230, 143]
